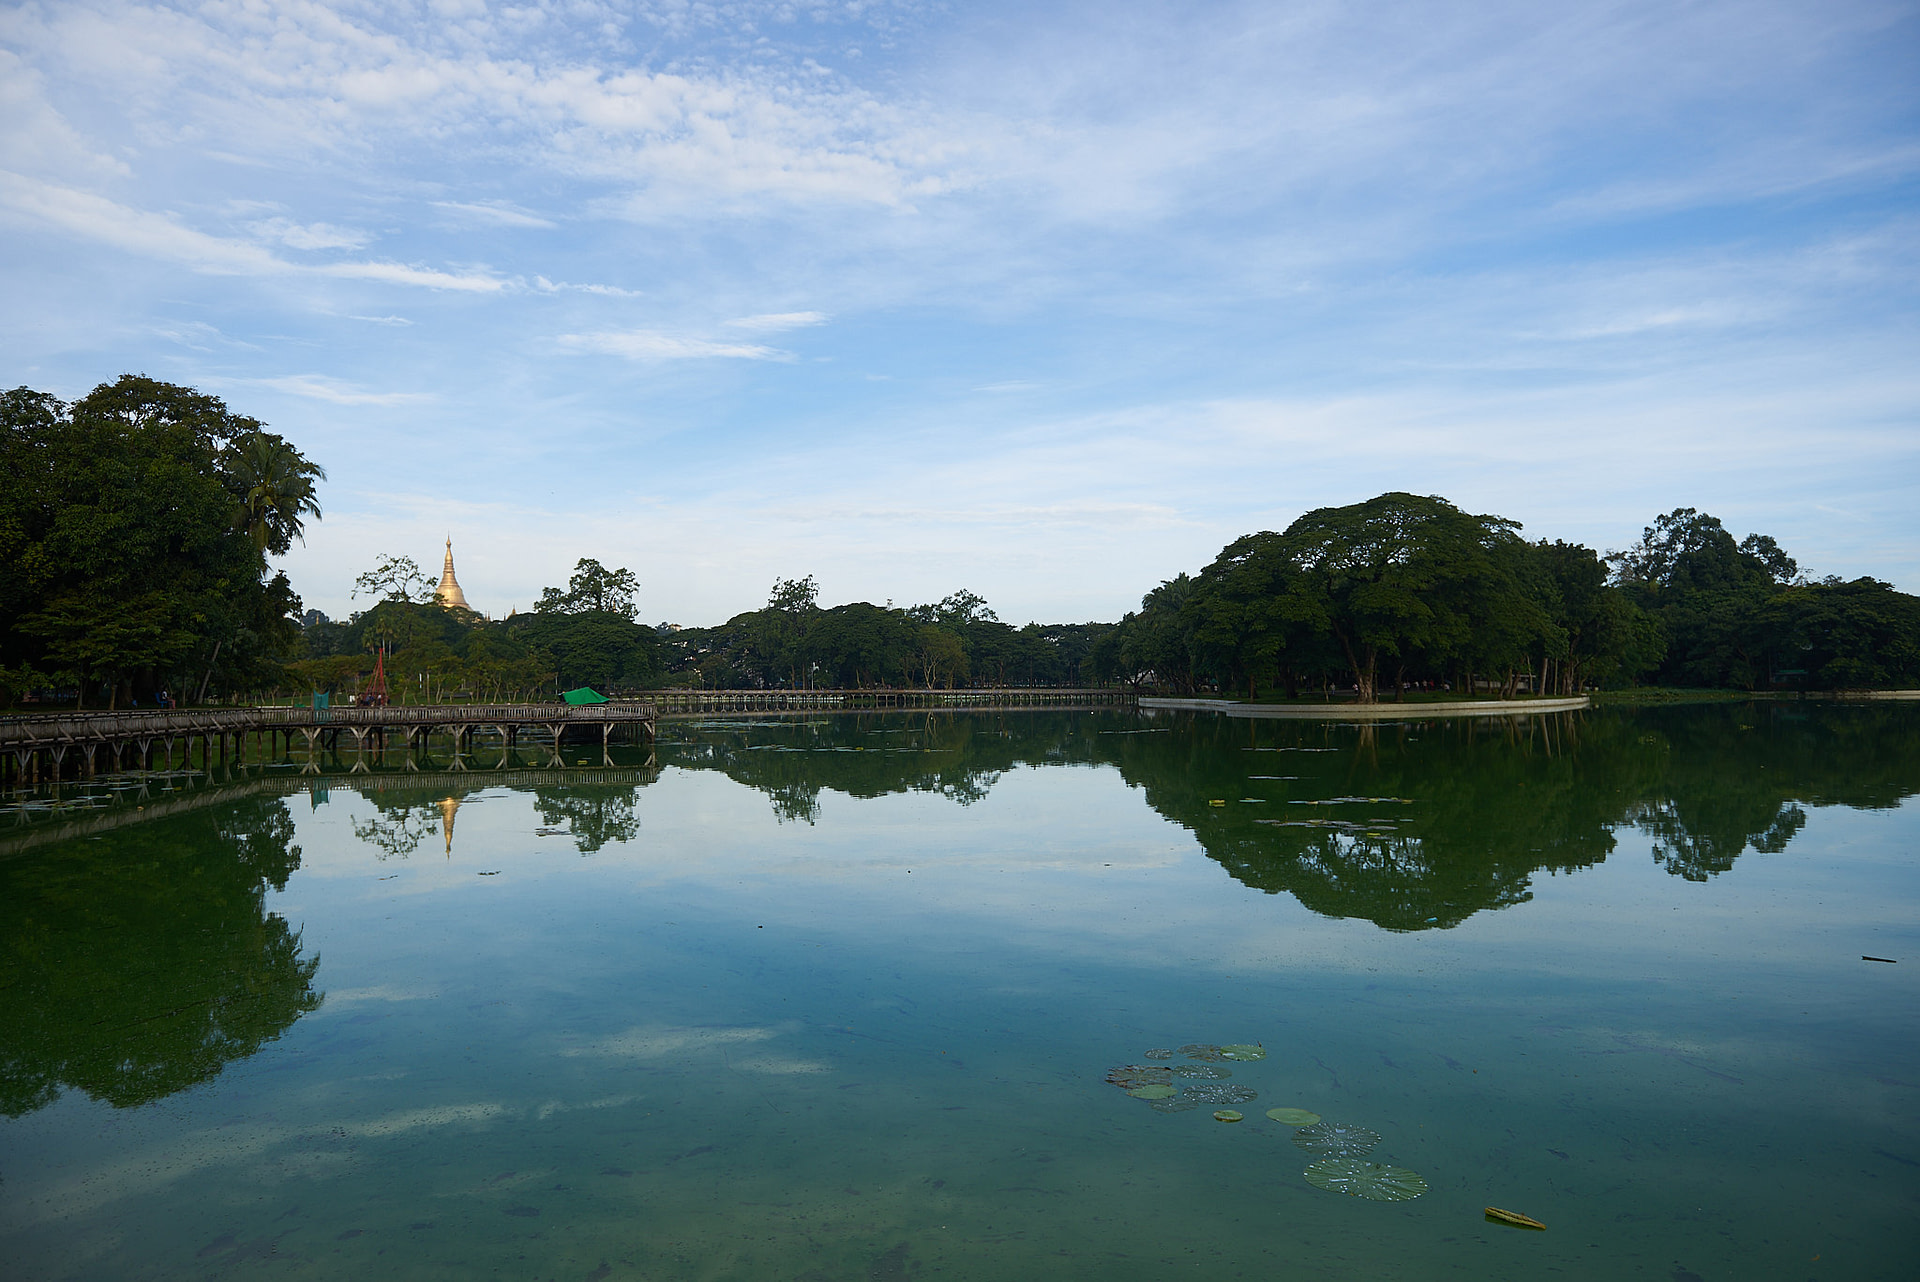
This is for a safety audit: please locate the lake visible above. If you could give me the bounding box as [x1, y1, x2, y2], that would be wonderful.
[1, 702, 1915, 1280]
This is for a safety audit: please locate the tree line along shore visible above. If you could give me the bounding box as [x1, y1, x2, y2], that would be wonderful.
[5, 377, 1917, 709]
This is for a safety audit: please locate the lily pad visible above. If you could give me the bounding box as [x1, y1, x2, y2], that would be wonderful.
[1178, 1043, 1226, 1061]
[1213, 1110, 1243, 1122]
[1127, 1084, 1176, 1100]
[1266, 1108, 1321, 1126]
[1290, 1121, 1382, 1158]
[1106, 1065, 1173, 1090]
[1170, 1064, 1233, 1080]
[1182, 1083, 1257, 1107]
[1142, 1048, 1174, 1060]
[1220, 1044, 1266, 1061]
[1302, 1159, 1427, 1202]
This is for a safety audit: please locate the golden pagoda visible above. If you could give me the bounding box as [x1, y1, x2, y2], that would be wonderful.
[434, 537, 471, 611]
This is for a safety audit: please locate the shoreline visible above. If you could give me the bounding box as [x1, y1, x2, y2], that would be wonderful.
[1138, 695, 1592, 719]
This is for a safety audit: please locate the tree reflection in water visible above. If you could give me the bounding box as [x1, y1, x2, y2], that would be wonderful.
[0, 797, 321, 1117]
[5, 704, 1908, 1120]
[662, 703, 1920, 928]
[533, 784, 640, 852]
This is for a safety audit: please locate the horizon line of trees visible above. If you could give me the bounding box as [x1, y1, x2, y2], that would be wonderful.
[1095, 493, 1920, 700]
[6, 377, 1918, 708]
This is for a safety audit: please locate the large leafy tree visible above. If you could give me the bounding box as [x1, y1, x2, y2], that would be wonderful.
[1612, 508, 1806, 687]
[538, 557, 641, 617]
[1, 376, 317, 705]
[1270, 493, 1550, 701]
[1530, 540, 1661, 693]
[354, 553, 434, 604]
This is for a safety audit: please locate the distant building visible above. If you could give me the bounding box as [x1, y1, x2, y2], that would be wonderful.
[434, 538, 472, 611]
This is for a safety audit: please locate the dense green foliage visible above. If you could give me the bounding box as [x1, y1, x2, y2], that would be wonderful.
[656, 578, 1113, 689]
[1609, 508, 1920, 689]
[292, 557, 662, 701]
[1103, 493, 1918, 698]
[1, 377, 320, 706]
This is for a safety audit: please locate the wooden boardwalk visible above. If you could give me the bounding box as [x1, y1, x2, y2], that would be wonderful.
[1, 703, 656, 784]
[1, 690, 1137, 786]
[651, 687, 1134, 715]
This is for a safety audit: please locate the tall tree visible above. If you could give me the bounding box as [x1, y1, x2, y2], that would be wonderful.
[1, 377, 319, 705]
[537, 558, 641, 617]
[353, 554, 434, 604]
[1273, 493, 1540, 701]
[228, 431, 326, 554]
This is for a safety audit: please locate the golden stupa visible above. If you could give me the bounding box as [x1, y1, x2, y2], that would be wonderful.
[434, 537, 470, 611]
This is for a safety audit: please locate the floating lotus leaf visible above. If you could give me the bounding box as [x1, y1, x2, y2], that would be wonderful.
[1213, 1110, 1243, 1123]
[1266, 1108, 1321, 1126]
[1150, 1096, 1201, 1113]
[1127, 1084, 1176, 1100]
[1183, 1083, 1257, 1107]
[1143, 1048, 1174, 1060]
[1302, 1159, 1427, 1202]
[1170, 1064, 1232, 1080]
[1107, 1065, 1173, 1090]
[1290, 1121, 1381, 1157]
[1220, 1044, 1266, 1061]
[1179, 1043, 1226, 1062]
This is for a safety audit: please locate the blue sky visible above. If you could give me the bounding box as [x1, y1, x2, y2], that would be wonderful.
[3, 0, 1916, 624]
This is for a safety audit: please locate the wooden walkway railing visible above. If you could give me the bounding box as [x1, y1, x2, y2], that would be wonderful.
[651, 687, 1134, 715]
[1, 703, 655, 784]
[2, 691, 1137, 786]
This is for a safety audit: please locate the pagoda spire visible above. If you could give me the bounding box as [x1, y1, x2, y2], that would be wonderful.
[434, 536, 471, 610]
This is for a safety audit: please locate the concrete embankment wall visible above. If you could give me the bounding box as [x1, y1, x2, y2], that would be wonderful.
[1138, 695, 1592, 719]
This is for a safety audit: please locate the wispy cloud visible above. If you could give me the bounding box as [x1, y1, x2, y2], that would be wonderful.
[0, 173, 504, 291]
[432, 200, 558, 229]
[725, 311, 829, 332]
[558, 329, 789, 361]
[256, 375, 432, 406]
[533, 275, 643, 297]
[249, 216, 371, 251]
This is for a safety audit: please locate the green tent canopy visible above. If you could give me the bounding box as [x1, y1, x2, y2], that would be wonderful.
[561, 687, 609, 705]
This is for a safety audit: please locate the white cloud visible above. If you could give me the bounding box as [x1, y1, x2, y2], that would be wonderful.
[0, 170, 284, 274]
[325, 259, 504, 292]
[256, 374, 432, 406]
[557, 329, 789, 361]
[432, 200, 558, 229]
[725, 311, 829, 331]
[532, 275, 643, 296]
[250, 217, 372, 251]
[0, 173, 504, 291]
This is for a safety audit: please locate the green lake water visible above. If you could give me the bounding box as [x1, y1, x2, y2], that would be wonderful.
[1, 703, 1916, 1280]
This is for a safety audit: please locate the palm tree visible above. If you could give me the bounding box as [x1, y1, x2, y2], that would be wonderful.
[229, 433, 326, 554]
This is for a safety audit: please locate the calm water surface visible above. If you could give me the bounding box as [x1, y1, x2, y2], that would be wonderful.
[2, 703, 1916, 1280]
